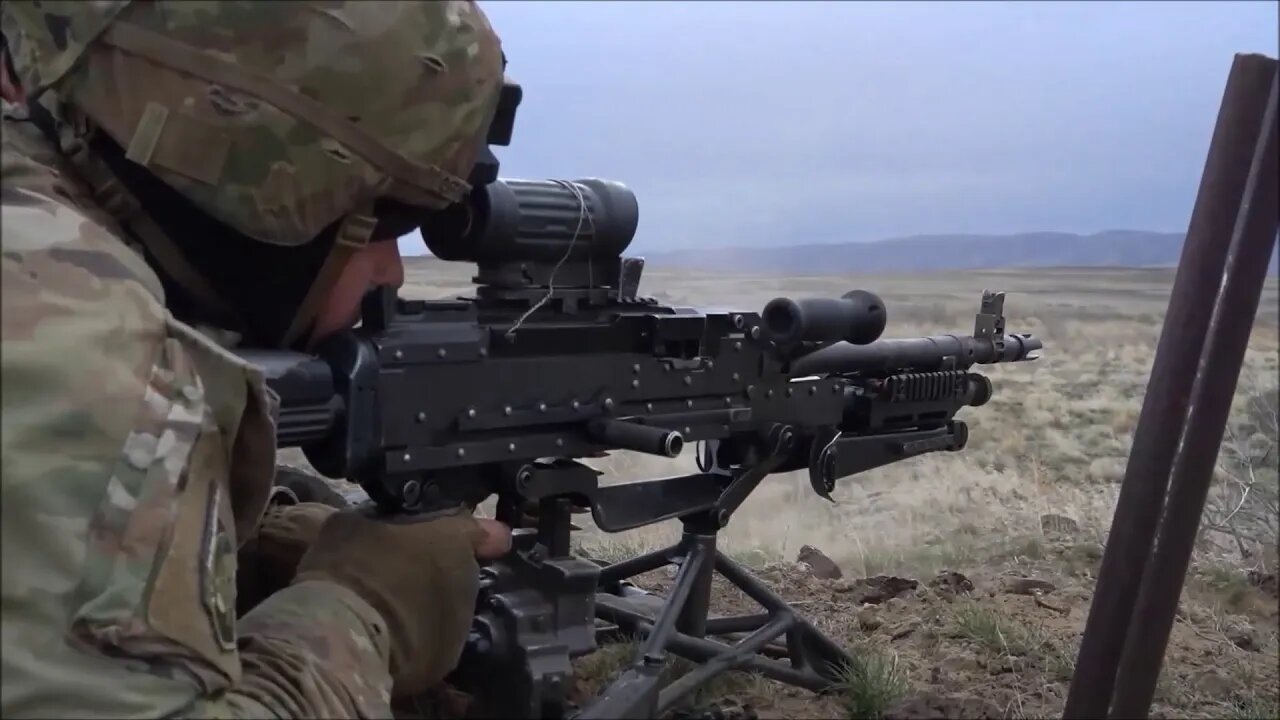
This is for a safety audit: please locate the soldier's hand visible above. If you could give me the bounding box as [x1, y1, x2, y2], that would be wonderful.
[472, 517, 513, 558]
[257, 502, 338, 565]
[237, 502, 337, 614]
[293, 507, 512, 698]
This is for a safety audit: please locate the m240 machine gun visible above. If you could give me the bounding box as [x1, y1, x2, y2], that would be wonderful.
[238, 79, 1043, 719]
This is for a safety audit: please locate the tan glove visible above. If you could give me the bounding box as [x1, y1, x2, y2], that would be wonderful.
[237, 502, 337, 615]
[293, 506, 506, 698]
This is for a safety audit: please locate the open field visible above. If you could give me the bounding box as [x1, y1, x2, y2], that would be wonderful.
[290, 259, 1279, 718]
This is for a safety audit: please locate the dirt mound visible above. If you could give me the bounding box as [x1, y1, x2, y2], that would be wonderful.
[928, 571, 975, 599]
[797, 545, 843, 579]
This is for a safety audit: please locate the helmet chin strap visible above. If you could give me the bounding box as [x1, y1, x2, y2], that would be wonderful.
[279, 209, 379, 350]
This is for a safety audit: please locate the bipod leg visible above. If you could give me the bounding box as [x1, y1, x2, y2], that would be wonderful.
[582, 515, 852, 719]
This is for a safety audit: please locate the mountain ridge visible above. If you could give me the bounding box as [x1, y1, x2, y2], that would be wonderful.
[637, 230, 1280, 274]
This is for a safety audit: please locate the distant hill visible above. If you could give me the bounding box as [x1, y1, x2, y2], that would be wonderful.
[642, 230, 1280, 275]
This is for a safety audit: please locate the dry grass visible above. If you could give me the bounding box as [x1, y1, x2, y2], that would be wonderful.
[295, 259, 1280, 718]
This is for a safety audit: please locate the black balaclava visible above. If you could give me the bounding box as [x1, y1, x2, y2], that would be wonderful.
[90, 130, 423, 349]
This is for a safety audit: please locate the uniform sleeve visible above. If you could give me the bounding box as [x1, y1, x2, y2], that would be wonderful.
[1, 125, 395, 719]
[181, 582, 395, 717]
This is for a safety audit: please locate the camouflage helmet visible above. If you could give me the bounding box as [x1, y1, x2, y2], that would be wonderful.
[4, 0, 504, 249]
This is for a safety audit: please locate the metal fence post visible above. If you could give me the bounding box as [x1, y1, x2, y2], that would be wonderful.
[1109, 65, 1278, 719]
[1064, 52, 1280, 720]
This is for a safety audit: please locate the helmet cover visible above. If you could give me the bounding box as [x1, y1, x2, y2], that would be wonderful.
[4, 0, 505, 247]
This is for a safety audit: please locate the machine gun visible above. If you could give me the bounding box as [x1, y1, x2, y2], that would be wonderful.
[237, 78, 1043, 719]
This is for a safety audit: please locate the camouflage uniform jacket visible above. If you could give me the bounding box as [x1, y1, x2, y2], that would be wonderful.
[1, 103, 397, 718]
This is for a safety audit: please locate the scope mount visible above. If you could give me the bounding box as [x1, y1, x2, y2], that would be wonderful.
[471, 255, 651, 312]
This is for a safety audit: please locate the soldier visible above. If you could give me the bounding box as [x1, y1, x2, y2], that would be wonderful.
[1, 1, 514, 716]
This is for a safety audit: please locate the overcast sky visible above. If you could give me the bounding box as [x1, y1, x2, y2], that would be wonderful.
[401, 0, 1278, 256]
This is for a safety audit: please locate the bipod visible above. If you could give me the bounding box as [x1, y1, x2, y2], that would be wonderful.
[577, 424, 852, 719]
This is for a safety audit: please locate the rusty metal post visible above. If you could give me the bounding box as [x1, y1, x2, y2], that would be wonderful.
[1063, 53, 1280, 720]
[1109, 63, 1279, 718]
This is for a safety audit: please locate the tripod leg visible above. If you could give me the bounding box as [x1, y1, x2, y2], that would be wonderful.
[577, 535, 716, 719]
[658, 614, 793, 711]
[586, 525, 855, 720]
[715, 551, 851, 681]
[676, 531, 717, 639]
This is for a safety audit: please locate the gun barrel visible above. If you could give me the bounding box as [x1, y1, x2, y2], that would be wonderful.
[791, 332, 1042, 376]
[762, 290, 887, 347]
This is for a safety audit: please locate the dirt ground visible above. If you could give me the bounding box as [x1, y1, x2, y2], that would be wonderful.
[567, 544, 1278, 720]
